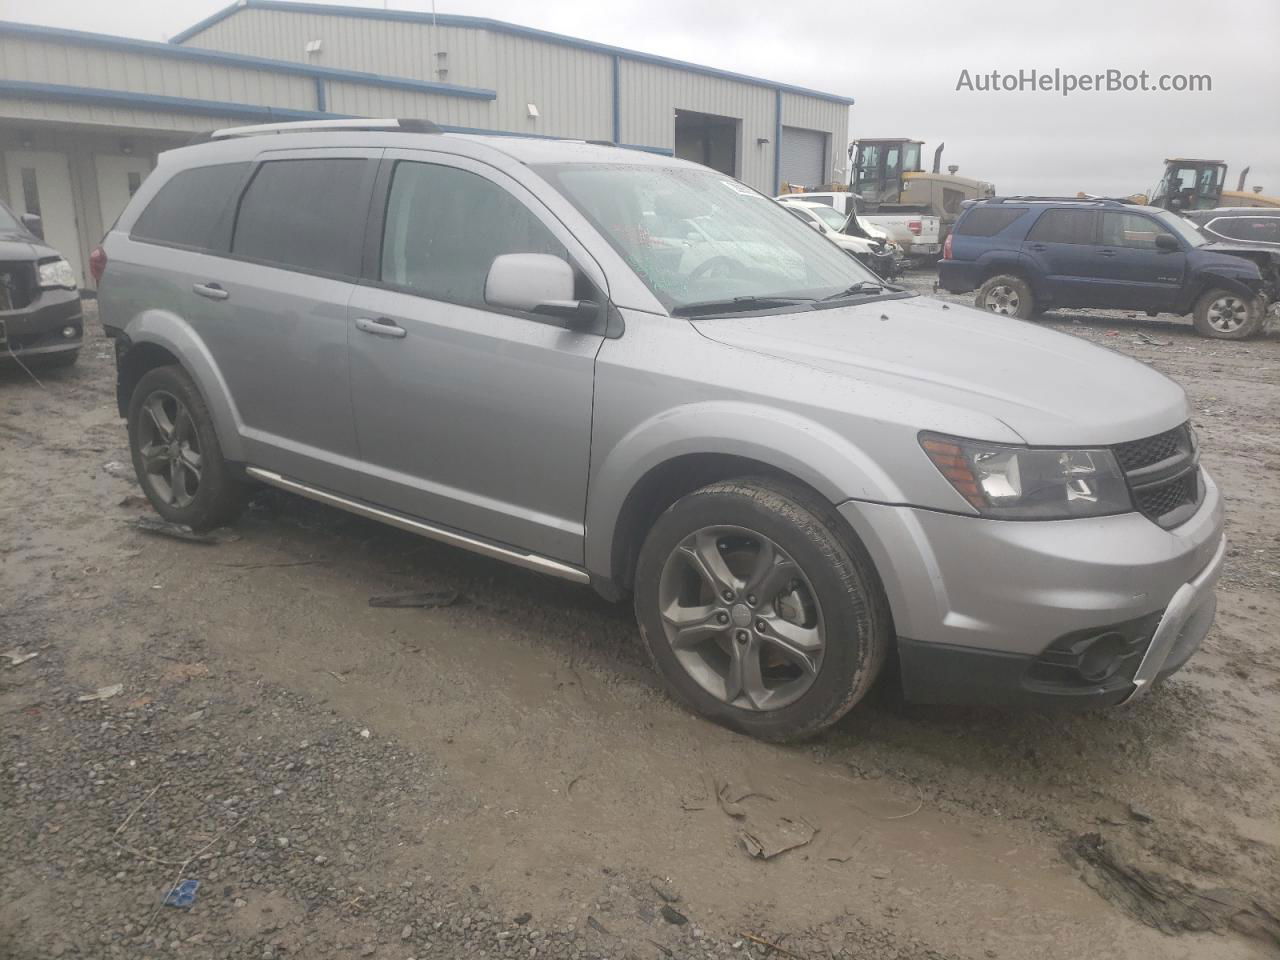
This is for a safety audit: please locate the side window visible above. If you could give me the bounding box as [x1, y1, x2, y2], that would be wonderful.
[955, 207, 1025, 237]
[1101, 212, 1171, 249]
[379, 161, 569, 310]
[1211, 217, 1280, 243]
[1026, 208, 1096, 245]
[132, 163, 249, 251]
[231, 158, 370, 277]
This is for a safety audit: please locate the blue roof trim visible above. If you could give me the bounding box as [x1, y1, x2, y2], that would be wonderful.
[0, 79, 351, 121]
[0, 19, 496, 100]
[172, 0, 855, 106]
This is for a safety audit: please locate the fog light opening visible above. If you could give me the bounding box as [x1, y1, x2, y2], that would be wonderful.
[1077, 632, 1129, 683]
[61, 325, 77, 338]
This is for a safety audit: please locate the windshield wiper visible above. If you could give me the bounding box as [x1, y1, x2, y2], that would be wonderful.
[819, 281, 885, 301]
[673, 295, 813, 317]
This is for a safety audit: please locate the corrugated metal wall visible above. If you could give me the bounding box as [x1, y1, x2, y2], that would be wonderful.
[0, 35, 317, 119]
[181, 7, 851, 193]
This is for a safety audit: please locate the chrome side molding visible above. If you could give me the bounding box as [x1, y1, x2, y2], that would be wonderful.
[245, 467, 591, 584]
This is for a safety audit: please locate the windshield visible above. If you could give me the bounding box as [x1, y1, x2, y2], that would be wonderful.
[534, 163, 880, 313]
[804, 205, 849, 231]
[0, 202, 22, 233]
[1156, 210, 1207, 247]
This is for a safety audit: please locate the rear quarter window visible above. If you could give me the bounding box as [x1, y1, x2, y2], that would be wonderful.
[131, 163, 250, 251]
[955, 206, 1026, 237]
[1210, 217, 1280, 243]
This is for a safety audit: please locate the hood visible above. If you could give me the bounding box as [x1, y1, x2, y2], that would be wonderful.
[1196, 242, 1276, 268]
[692, 295, 1188, 446]
[0, 234, 42, 260]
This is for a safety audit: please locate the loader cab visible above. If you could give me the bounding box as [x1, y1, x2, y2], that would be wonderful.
[852, 139, 923, 207]
[1152, 159, 1226, 212]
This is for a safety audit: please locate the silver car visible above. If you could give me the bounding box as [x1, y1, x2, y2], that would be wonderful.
[96, 120, 1225, 741]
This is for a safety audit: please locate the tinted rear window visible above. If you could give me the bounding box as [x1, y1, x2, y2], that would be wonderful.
[131, 163, 249, 251]
[1211, 217, 1280, 243]
[1026, 208, 1097, 244]
[231, 159, 370, 277]
[955, 206, 1025, 237]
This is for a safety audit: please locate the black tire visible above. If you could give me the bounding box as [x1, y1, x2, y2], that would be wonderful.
[975, 274, 1036, 320]
[32, 349, 79, 369]
[634, 476, 891, 742]
[1191, 288, 1263, 340]
[127, 364, 245, 532]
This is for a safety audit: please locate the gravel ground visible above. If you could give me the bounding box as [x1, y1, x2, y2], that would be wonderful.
[1, 285, 1277, 960]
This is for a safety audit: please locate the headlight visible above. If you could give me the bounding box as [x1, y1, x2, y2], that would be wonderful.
[920, 433, 1131, 520]
[37, 258, 77, 290]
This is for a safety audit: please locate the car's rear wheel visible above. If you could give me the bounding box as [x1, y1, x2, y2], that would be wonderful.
[975, 274, 1036, 320]
[634, 477, 890, 742]
[127, 365, 245, 531]
[1192, 288, 1263, 340]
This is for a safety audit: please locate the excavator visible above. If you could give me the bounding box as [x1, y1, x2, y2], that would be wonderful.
[1145, 158, 1280, 211]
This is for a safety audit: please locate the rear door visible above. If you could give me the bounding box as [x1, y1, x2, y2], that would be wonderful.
[345, 151, 606, 564]
[1091, 211, 1185, 310]
[196, 149, 379, 494]
[1020, 208, 1100, 305]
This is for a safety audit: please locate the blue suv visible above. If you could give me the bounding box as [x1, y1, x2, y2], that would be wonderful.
[938, 197, 1276, 339]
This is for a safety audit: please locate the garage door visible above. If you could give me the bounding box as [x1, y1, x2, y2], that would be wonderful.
[778, 127, 828, 191]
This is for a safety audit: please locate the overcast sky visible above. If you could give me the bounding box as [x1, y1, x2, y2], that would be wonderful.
[4, 0, 1278, 197]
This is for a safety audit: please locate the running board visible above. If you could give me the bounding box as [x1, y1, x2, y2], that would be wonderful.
[244, 467, 591, 585]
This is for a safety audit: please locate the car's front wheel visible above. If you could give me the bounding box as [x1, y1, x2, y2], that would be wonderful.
[1192, 288, 1264, 340]
[634, 477, 891, 741]
[127, 364, 246, 531]
[975, 274, 1036, 320]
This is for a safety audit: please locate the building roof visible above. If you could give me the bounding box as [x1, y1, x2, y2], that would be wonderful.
[171, 0, 856, 106]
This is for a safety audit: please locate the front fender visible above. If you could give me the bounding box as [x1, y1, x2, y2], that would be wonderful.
[124, 309, 246, 462]
[583, 401, 906, 578]
[1181, 271, 1264, 312]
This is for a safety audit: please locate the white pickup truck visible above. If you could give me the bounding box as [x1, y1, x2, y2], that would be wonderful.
[778, 191, 942, 261]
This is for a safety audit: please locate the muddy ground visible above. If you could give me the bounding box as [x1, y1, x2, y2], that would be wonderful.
[2, 285, 1278, 960]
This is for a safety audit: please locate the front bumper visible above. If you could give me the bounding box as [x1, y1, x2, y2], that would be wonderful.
[838, 471, 1225, 708]
[0, 288, 83, 357]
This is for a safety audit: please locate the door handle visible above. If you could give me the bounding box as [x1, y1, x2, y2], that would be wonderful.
[1028, 243, 1047, 251]
[1098, 249, 1117, 257]
[354, 316, 407, 339]
[192, 282, 229, 301]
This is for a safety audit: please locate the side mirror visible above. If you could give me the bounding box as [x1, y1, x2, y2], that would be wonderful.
[1155, 233, 1179, 252]
[20, 213, 44, 240]
[485, 253, 597, 327]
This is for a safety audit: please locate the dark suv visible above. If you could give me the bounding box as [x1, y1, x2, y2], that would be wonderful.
[938, 197, 1277, 340]
[0, 200, 83, 367]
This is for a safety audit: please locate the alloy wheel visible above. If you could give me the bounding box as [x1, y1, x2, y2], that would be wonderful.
[136, 390, 203, 508]
[1206, 295, 1248, 333]
[656, 525, 825, 711]
[984, 284, 1020, 315]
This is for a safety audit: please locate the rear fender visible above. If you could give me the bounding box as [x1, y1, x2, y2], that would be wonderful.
[122, 309, 246, 461]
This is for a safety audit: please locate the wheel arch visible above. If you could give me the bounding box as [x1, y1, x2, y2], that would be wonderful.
[118, 310, 246, 461]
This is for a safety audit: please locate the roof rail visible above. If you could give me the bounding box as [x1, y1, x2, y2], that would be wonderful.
[210, 117, 441, 139]
[985, 195, 1136, 206]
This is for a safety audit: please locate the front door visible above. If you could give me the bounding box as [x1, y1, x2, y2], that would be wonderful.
[4, 149, 81, 281]
[94, 154, 152, 237]
[346, 152, 605, 564]
[1092, 211, 1185, 310]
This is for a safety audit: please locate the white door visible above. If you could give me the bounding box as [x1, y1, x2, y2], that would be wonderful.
[95, 154, 152, 236]
[4, 150, 81, 281]
[778, 127, 828, 191]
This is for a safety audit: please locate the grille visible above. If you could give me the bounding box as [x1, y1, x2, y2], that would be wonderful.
[1114, 427, 1185, 471]
[1135, 472, 1198, 519]
[0, 262, 35, 311]
[1113, 423, 1202, 528]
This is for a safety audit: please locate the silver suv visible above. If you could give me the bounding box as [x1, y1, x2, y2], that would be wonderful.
[97, 120, 1225, 741]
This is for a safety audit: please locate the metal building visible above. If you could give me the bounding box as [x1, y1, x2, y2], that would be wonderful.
[0, 2, 852, 285]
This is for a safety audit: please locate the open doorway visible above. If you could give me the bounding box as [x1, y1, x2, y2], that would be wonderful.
[674, 110, 739, 177]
